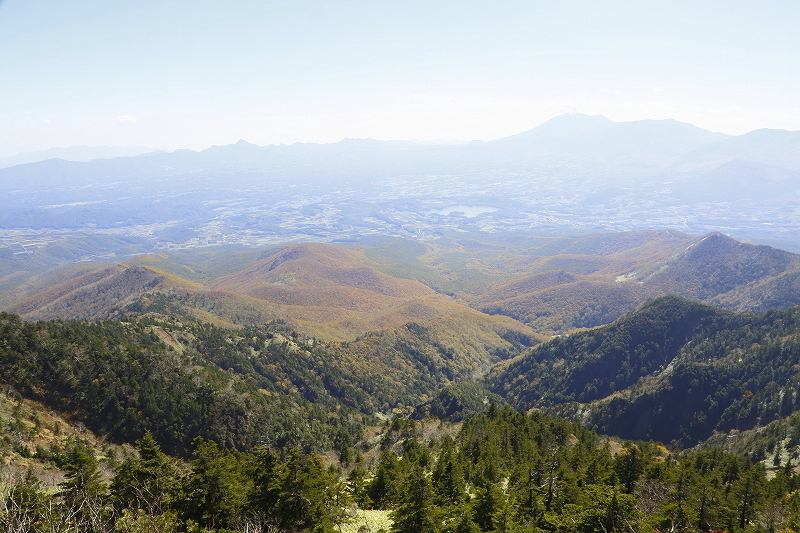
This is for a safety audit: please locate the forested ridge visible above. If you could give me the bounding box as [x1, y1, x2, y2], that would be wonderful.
[486, 296, 800, 448]
[485, 297, 722, 407]
[0, 312, 366, 455]
[0, 308, 525, 456]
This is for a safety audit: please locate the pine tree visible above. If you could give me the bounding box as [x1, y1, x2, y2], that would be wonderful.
[347, 466, 370, 507]
[249, 446, 282, 515]
[737, 468, 764, 530]
[273, 449, 339, 533]
[473, 480, 504, 532]
[391, 465, 439, 533]
[509, 461, 542, 528]
[338, 432, 353, 466]
[110, 431, 178, 515]
[451, 510, 482, 533]
[614, 443, 645, 494]
[59, 441, 108, 532]
[432, 445, 466, 506]
[180, 438, 252, 529]
[367, 449, 403, 509]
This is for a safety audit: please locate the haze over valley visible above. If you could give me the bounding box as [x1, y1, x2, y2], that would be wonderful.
[2, 114, 800, 267]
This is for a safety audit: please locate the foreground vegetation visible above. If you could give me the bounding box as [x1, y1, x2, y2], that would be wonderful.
[4, 407, 800, 533]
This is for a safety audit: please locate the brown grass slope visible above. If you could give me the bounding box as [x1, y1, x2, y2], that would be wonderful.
[10, 265, 173, 321]
[472, 231, 696, 333]
[12, 231, 800, 343]
[472, 231, 800, 334]
[5, 243, 540, 365]
[199, 243, 472, 339]
[211, 243, 433, 310]
[200, 244, 541, 342]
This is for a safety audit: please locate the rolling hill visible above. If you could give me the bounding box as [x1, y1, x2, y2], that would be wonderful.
[210, 243, 433, 311]
[10, 265, 172, 321]
[9, 231, 800, 340]
[7, 243, 435, 328]
[639, 232, 800, 301]
[472, 231, 800, 333]
[5, 242, 543, 407]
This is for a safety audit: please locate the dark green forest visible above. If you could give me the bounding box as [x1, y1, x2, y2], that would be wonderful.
[486, 296, 800, 448]
[0, 312, 374, 455]
[4, 407, 800, 533]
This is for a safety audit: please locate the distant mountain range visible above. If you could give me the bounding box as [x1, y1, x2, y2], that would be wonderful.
[0, 145, 155, 169]
[0, 115, 793, 181]
[1, 113, 800, 251]
[4, 114, 799, 183]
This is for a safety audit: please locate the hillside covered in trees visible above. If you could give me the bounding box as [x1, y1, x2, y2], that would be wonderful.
[5, 406, 800, 533]
[0, 305, 537, 458]
[485, 296, 800, 449]
[5, 249, 800, 531]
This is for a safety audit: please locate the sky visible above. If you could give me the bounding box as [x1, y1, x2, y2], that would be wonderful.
[0, 0, 798, 157]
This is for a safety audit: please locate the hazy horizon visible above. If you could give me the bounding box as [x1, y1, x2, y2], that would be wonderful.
[3, 112, 798, 163]
[1, 0, 798, 158]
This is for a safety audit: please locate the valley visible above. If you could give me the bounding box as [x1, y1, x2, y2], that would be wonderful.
[4, 228, 800, 443]
[3, 117, 800, 531]
[3, 229, 800, 531]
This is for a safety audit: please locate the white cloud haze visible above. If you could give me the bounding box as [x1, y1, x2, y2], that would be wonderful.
[114, 115, 139, 124]
[0, 0, 797, 156]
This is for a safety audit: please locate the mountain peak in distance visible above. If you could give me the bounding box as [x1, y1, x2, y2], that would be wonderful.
[234, 139, 260, 147]
[503, 113, 615, 141]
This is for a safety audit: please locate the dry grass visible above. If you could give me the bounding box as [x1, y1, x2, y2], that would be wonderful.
[0, 392, 127, 488]
[340, 509, 393, 533]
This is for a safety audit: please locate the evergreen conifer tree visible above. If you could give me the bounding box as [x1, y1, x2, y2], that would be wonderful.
[368, 449, 403, 509]
[110, 431, 178, 515]
[59, 441, 108, 532]
[179, 438, 252, 529]
[272, 449, 341, 533]
[391, 465, 439, 533]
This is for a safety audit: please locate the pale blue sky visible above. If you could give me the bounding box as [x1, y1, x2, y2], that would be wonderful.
[1, 0, 798, 156]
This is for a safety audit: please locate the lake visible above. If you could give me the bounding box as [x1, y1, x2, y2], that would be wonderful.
[433, 205, 498, 218]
